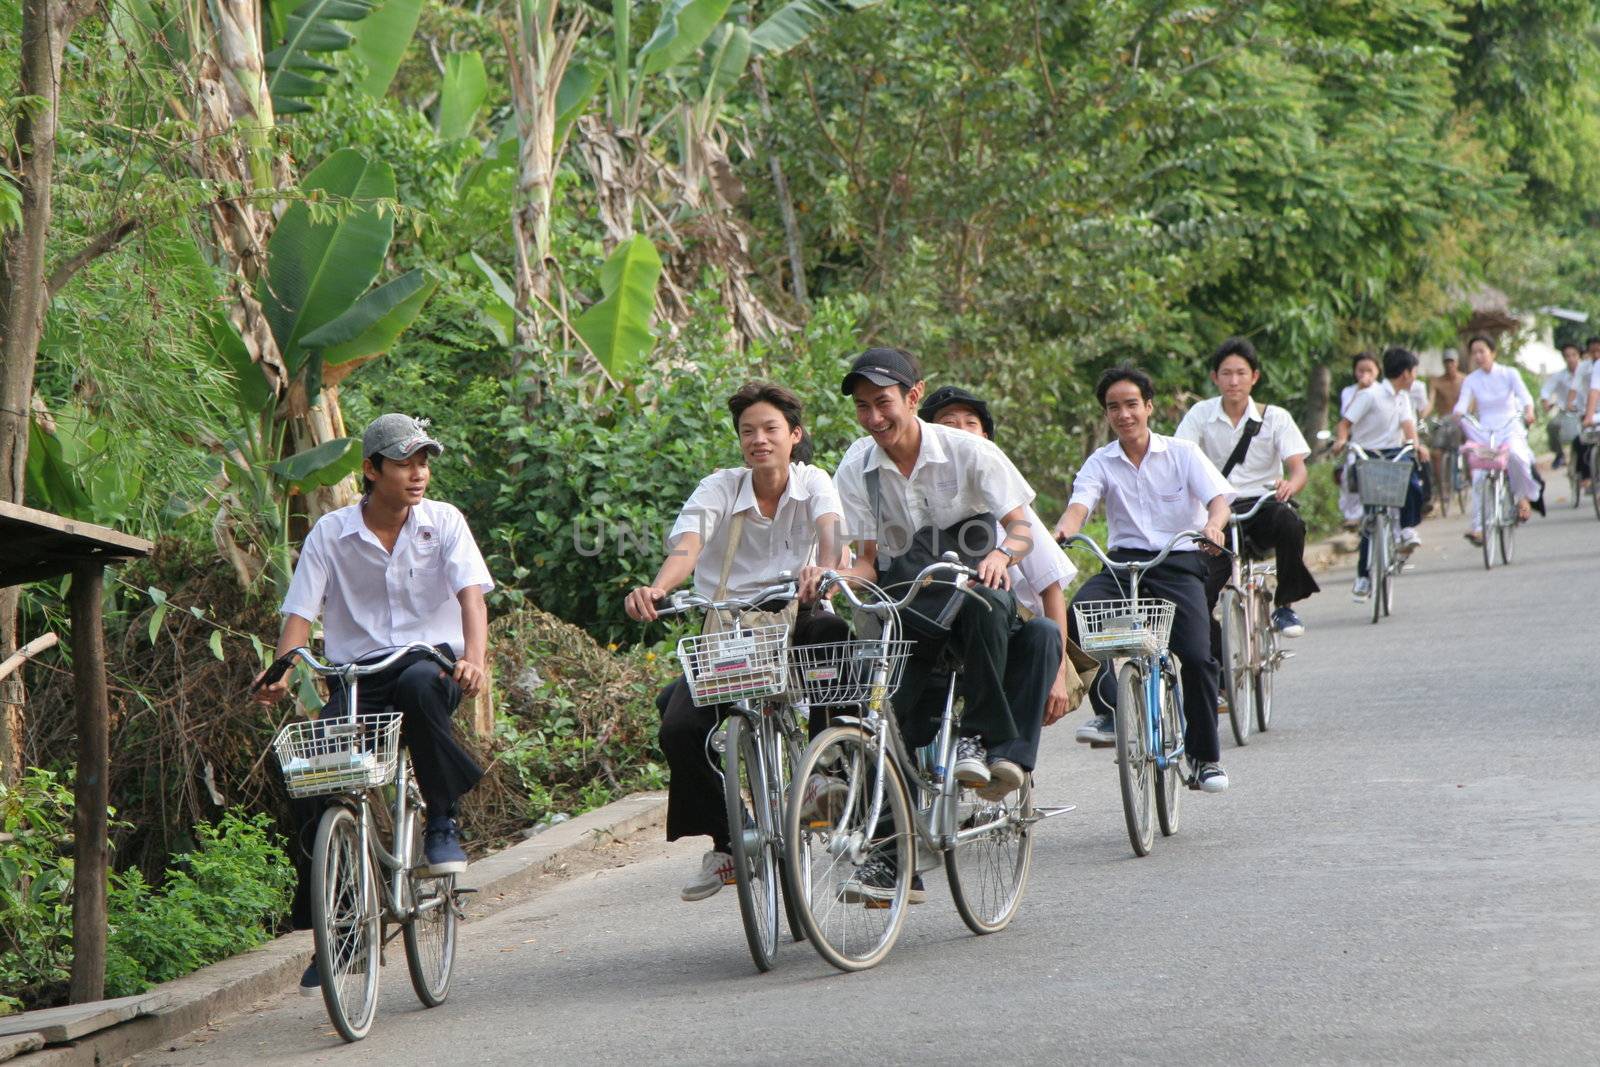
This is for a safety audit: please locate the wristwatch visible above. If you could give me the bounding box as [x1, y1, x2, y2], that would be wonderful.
[999, 544, 1024, 564]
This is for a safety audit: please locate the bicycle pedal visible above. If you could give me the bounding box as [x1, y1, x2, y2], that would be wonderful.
[453, 886, 479, 895]
[1088, 739, 1114, 749]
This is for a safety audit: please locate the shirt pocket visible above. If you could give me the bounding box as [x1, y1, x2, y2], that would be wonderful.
[1150, 474, 1196, 531]
[404, 545, 451, 618]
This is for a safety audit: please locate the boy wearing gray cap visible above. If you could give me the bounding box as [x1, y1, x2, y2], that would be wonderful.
[253, 413, 493, 996]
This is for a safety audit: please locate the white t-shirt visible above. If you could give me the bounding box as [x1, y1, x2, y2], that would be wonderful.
[280, 499, 494, 663]
[835, 420, 1034, 561]
[669, 463, 842, 603]
[1454, 364, 1533, 437]
[1068, 434, 1234, 553]
[1339, 383, 1367, 417]
[1006, 505, 1076, 618]
[1345, 379, 1414, 451]
[1409, 380, 1430, 418]
[1173, 396, 1309, 498]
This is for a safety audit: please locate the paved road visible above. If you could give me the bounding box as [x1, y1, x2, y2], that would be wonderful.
[137, 495, 1600, 1066]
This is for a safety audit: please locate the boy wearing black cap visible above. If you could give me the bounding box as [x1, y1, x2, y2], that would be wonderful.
[833, 349, 1057, 807]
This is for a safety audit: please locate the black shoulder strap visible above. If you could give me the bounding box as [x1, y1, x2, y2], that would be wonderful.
[1221, 409, 1267, 479]
[864, 466, 882, 543]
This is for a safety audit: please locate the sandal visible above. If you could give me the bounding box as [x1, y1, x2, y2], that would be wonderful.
[1463, 530, 1484, 546]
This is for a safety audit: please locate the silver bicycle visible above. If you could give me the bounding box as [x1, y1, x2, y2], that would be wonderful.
[1349, 443, 1415, 623]
[1216, 494, 1288, 745]
[261, 643, 463, 1042]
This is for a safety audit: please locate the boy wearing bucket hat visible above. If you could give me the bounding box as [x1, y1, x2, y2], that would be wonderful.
[253, 413, 493, 995]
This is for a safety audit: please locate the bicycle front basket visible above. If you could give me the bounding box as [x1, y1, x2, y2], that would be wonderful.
[1355, 458, 1412, 507]
[273, 711, 403, 798]
[677, 625, 791, 707]
[1073, 599, 1176, 659]
[1462, 444, 1509, 473]
[788, 639, 914, 706]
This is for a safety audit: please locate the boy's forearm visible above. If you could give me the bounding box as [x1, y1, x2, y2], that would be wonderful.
[275, 614, 313, 659]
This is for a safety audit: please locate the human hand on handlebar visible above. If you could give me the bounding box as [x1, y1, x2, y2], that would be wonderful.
[452, 659, 486, 698]
[251, 665, 290, 706]
[625, 585, 668, 622]
[977, 549, 1014, 590]
[798, 564, 828, 603]
[1272, 479, 1294, 503]
[1198, 523, 1227, 556]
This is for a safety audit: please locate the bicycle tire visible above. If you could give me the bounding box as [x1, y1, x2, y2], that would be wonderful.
[1439, 454, 1453, 516]
[311, 804, 381, 1043]
[1593, 462, 1600, 520]
[1251, 588, 1274, 733]
[1153, 659, 1183, 838]
[1499, 481, 1516, 565]
[725, 714, 782, 972]
[1480, 476, 1497, 569]
[1218, 590, 1251, 746]
[784, 725, 913, 972]
[946, 776, 1034, 935]
[778, 730, 807, 945]
[1570, 442, 1582, 508]
[1369, 514, 1386, 625]
[1114, 662, 1155, 857]
[1382, 527, 1395, 618]
[403, 809, 457, 1007]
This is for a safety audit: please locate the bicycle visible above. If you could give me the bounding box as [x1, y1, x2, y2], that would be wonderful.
[1460, 414, 1518, 569]
[1061, 529, 1218, 857]
[1348, 443, 1415, 624]
[1423, 417, 1468, 516]
[259, 643, 464, 1043]
[1578, 424, 1600, 520]
[652, 576, 804, 973]
[782, 556, 1067, 972]
[1216, 494, 1287, 746]
[1550, 410, 1583, 509]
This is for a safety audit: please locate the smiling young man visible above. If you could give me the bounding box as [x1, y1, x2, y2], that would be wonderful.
[1174, 337, 1319, 639]
[1053, 365, 1235, 792]
[253, 413, 493, 995]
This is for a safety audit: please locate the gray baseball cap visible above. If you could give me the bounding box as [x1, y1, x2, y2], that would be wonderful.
[361, 413, 442, 461]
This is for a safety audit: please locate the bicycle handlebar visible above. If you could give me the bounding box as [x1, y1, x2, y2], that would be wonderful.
[1348, 442, 1416, 463]
[254, 641, 456, 691]
[1229, 494, 1274, 524]
[1057, 527, 1228, 571]
[651, 576, 799, 621]
[814, 553, 989, 617]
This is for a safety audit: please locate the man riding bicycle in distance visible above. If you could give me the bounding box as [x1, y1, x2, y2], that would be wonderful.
[1175, 336, 1320, 640]
[1333, 347, 1429, 597]
[1427, 349, 1466, 505]
[624, 382, 850, 903]
[918, 384, 1097, 788]
[1542, 343, 1583, 471]
[252, 413, 493, 997]
[1053, 365, 1235, 792]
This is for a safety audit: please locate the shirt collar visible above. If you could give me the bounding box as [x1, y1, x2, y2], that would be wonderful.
[338, 500, 436, 545]
[1209, 397, 1261, 426]
[863, 418, 948, 476]
[1111, 432, 1169, 466]
[731, 465, 810, 515]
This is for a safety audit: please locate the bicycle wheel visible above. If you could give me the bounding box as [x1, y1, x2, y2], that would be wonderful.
[403, 811, 457, 1007]
[1439, 454, 1453, 516]
[1498, 481, 1516, 565]
[1252, 590, 1275, 733]
[724, 714, 781, 972]
[1153, 659, 1183, 838]
[777, 728, 807, 945]
[1479, 479, 1497, 569]
[1454, 458, 1469, 516]
[1593, 461, 1600, 520]
[946, 775, 1034, 935]
[1369, 514, 1386, 625]
[1114, 662, 1155, 857]
[1570, 442, 1582, 508]
[1218, 590, 1252, 746]
[785, 725, 913, 972]
[1382, 526, 1395, 618]
[311, 804, 381, 1042]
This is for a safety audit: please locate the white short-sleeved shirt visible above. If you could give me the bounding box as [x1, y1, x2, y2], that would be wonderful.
[1339, 383, 1366, 417]
[1345, 379, 1415, 451]
[281, 499, 494, 663]
[1573, 358, 1594, 403]
[669, 463, 841, 603]
[1454, 364, 1533, 436]
[1542, 367, 1576, 408]
[1173, 396, 1309, 498]
[1409, 380, 1430, 418]
[1006, 505, 1076, 618]
[835, 420, 1034, 559]
[1068, 434, 1234, 553]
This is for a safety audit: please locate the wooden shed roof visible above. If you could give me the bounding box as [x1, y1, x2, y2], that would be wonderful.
[0, 501, 152, 586]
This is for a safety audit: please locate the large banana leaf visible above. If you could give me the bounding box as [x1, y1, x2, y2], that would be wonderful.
[461, 252, 518, 346]
[701, 23, 750, 99]
[268, 437, 364, 491]
[638, 0, 732, 75]
[573, 235, 661, 380]
[750, 0, 882, 56]
[260, 149, 397, 374]
[349, 0, 425, 98]
[265, 0, 379, 114]
[297, 269, 437, 364]
[437, 51, 489, 140]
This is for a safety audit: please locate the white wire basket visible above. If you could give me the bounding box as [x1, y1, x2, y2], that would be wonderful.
[1073, 599, 1176, 658]
[273, 712, 403, 798]
[677, 625, 791, 707]
[1355, 458, 1413, 508]
[788, 640, 915, 706]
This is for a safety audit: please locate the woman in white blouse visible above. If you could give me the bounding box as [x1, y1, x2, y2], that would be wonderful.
[1453, 334, 1540, 538]
[623, 382, 851, 903]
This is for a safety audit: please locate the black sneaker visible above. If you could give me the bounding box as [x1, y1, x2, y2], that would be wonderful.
[953, 736, 990, 785]
[424, 816, 468, 876]
[299, 960, 320, 998]
[838, 857, 926, 906]
[1075, 714, 1114, 746]
[1193, 761, 1229, 793]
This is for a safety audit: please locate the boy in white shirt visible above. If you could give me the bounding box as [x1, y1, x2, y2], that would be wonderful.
[1053, 365, 1235, 793]
[1337, 352, 1381, 528]
[1333, 347, 1429, 600]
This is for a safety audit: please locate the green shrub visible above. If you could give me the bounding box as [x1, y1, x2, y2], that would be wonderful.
[0, 769, 78, 1015]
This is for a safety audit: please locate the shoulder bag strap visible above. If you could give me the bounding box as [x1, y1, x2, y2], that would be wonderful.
[1221, 411, 1266, 479]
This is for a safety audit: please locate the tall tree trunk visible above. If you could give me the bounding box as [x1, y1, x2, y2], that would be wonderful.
[1305, 362, 1332, 438]
[0, 0, 100, 782]
[750, 58, 807, 306]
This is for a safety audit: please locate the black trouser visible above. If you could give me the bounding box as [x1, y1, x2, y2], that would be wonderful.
[1573, 436, 1594, 481]
[1068, 551, 1221, 764]
[889, 583, 1023, 748]
[290, 647, 481, 929]
[657, 608, 849, 851]
[1203, 497, 1320, 653]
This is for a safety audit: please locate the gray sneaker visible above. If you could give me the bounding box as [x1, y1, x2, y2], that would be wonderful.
[1075, 714, 1115, 745]
[680, 850, 734, 901]
[977, 759, 1025, 800]
[953, 737, 990, 785]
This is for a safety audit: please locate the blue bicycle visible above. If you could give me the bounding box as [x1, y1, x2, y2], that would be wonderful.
[1061, 530, 1214, 857]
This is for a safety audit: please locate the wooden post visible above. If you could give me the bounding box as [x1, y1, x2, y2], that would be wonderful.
[67, 565, 108, 1004]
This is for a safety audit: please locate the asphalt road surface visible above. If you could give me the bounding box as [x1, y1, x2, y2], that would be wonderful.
[136, 494, 1600, 1066]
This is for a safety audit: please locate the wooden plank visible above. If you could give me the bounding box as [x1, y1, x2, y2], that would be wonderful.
[67, 566, 108, 1004]
[0, 991, 173, 1043]
[0, 500, 152, 555]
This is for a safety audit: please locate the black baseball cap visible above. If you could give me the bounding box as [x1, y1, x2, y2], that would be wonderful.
[919, 385, 996, 441]
[841, 347, 922, 395]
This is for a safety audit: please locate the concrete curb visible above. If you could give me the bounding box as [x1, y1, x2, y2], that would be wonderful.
[14, 791, 667, 1067]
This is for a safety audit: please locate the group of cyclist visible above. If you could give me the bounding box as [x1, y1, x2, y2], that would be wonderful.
[1543, 336, 1600, 487]
[253, 329, 1564, 991]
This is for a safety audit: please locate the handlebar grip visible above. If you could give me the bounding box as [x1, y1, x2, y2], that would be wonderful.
[254, 656, 293, 691]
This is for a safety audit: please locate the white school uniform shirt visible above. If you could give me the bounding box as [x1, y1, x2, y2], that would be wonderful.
[1572, 358, 1594, 406]
[1541, 367, 1577, 409]
[1006, 505, 1076, 618]
[1453, 364, 1533, 436]
[669, 463, 842, 603]
[1068, 434, 1234, 553]
[1345, 379, 1414, 450]
[280, 498, 494, 664]
[1339, 383, 1365, 416]
[1173, 396, 1309, 498]
[835, 420, 1034, 559]
[1408, 380, 1430, 418]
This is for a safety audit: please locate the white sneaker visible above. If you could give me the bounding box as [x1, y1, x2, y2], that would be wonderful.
[1194, 761, 1229, 793]
[1398, 528, 1421, 555]
[680, 850, 734, 901]
[953, 737, 990, 785]
[976, 760, 1025, 800]
[1351, 577, 1372, 600]
[797, 773, 848, 826]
